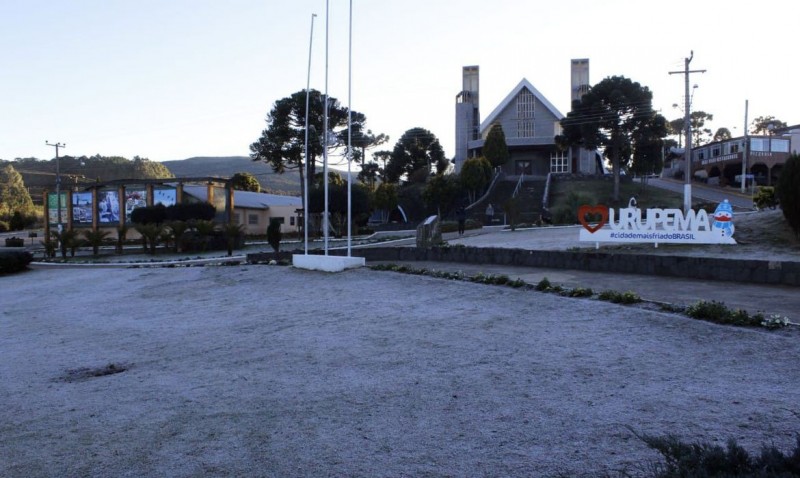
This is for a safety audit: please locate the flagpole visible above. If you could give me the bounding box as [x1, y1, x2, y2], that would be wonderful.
[323, 0, 330, 255]
[346, 0, 353, 256]
[303, 13, 316, 255]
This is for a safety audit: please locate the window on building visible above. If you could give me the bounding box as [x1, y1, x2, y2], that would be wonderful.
[290, 216, 296, 226]
[248, 214, 259, 225]
[773, 139, 790, 153]
[711, 146, 721, 157]
[750, 139, 766, 152]
[233, 213, 241, 224]
[516, 89, 535, 138]
[550, 151, 569, 173]
[727, 143, 739, 154]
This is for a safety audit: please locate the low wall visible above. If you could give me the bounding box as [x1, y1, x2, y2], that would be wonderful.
[247, 247, 800, 287]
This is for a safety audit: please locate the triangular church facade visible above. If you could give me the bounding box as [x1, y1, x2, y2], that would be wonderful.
[454, 61, 602, 177]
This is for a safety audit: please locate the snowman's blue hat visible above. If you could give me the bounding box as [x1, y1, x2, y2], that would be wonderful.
[715, 200, 733, 214]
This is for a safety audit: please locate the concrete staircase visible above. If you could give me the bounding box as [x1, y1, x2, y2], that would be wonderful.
[469, 178, 546, 225]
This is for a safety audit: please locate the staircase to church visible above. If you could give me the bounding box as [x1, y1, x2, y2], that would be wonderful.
[469, 177, 546, 225]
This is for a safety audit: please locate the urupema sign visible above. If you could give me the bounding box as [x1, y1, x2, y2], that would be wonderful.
[578, 199, 736, 245]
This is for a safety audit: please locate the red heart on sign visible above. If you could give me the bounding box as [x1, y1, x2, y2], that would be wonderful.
[578, 205, 608, 233]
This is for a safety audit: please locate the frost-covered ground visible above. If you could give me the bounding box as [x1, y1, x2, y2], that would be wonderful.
[2, 265, 799, 477]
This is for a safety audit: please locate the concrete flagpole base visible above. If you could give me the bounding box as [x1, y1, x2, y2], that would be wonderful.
[292, 254, 365, 272]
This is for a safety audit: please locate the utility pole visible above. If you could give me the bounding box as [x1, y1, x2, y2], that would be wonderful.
[741, 100, 749, 194]
[669, 51, 705, 213]
[45, 141, 66, 232]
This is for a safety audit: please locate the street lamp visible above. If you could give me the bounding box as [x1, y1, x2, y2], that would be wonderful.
[45, 141, 66, 233]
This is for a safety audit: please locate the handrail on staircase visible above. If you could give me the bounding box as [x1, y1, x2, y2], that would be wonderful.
[512, 173, 525, 198]
[541, 172, 552, 211]
[466, 169, 502, 211]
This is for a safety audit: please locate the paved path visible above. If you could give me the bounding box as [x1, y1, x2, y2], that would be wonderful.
[364, 223, 800, 321]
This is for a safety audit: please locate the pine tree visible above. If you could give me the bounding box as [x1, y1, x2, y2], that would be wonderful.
[0, 164, 35, 220]
[483, 124, 510, 169]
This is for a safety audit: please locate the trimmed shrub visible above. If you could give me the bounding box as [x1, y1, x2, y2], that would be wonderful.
[165, 202, 216, 222]
[130, 203, 217, 225]
[130, 204, 167, 225]
[0, 250, 33, 274]
[4, 237, 24, 247]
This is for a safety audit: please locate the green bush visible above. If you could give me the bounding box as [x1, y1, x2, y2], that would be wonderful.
[0, 250, 33, 274]
[9, 211, 25, 231]
[0, 220, 8, 232]
[598, 290, 641, 304]
[568, 287, 593, 298]
[777, 153, 800, 238]
[643, 433, 800, 477]
[754, 186, 778, 210]
[535, 277, 552, 291]
[685, 300, 763, 327]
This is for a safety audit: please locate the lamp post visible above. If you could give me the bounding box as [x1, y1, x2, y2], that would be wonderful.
[45, 141, 66, 233]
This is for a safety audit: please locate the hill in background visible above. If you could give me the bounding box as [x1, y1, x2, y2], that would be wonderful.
[162, 156, 300, 195]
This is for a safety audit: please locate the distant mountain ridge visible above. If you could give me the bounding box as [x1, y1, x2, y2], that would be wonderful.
[161, 156, 300, 195]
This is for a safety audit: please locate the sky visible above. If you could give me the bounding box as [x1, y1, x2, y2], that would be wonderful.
[2, 0, 798, 167]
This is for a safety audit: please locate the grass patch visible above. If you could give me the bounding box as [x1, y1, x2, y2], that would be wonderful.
[550, 177, 685, 216]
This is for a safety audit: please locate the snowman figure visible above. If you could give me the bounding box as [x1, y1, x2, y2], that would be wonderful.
[712, 199, 735, 237]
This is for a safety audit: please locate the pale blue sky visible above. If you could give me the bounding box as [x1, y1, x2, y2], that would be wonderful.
[2, 0, 796, 164]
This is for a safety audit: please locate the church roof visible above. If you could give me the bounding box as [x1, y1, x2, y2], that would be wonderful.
[479, 78, 564, 134]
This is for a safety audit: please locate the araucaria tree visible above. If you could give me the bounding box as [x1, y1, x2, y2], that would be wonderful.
[249, 89, 371, 210]
[483, 124, 510, 168]
[777, 153, 800, 238]
[385, 127, 448, 183]
[557, 75, 666, 201]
